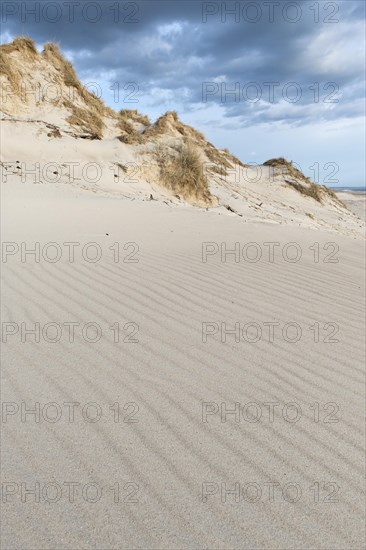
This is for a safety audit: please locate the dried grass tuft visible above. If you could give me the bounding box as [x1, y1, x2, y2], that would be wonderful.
[143, 111, 205, 142]
[263, 158, 341, 204]
[0, 37, 37, 57]
[43, 42, 112, 130]
[116, 118, 144, 144]
[155, 140, 212, 203]
[119, 109, 150, 126]
[0, 37, 38, 93]
[65, 102, 104, 139]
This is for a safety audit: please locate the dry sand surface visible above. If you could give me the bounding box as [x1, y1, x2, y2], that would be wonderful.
[336, 192, 366, 222]
[1, 181, 365, 549]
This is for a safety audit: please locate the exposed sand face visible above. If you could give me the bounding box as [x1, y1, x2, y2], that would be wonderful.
[1, 116, 365, 239]
[1, 182, 365, 549]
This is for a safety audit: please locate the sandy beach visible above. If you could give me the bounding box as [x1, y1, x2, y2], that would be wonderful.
[1, 181, 365, 549]
[1, 33, 365, 549]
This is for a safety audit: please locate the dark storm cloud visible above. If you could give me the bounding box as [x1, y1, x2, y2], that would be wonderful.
[1, 0, 365, 126]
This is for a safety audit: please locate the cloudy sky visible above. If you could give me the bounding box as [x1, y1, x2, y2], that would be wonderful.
[1, 0, 365, 186]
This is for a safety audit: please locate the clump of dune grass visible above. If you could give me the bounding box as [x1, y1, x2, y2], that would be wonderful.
[205, 144, 232, 176]
[156, 139, 212, 203]
[263, 157, 347, 206]
[264, 158, 323, 202]
[285, 179, 322, 202]
[0, 37, 37, 57]
[119, 109, 150, 126]
[65, 102, 104, 138]
[43, 42, 81, 88]
[143, 111, 206, 142]
[0, 51, 21, 93]
[143, 111, 179, 138]
[43, 42, 115, 130]
[263, 157, 310, 181]
[144, 112, 245, 179]
[0, 37, 38, 94]
[205, 143, 246, 177]
[116, 117, 144, 144]
[42, 42, 122, 137]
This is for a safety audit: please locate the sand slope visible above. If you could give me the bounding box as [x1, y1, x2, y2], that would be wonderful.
[336, 192, 366, 222]
[1, 182, 365, 549]
[1, 115, 365, 239]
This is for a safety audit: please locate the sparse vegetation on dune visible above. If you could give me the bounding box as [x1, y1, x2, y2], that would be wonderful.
[117, 110, 207, 145]
[155, 139, 212, 203]
[143, 111, 180, 138]
[119, 109, 150, 126]
[116, 110, 152, 143]
[42, 42, 80, 88]
[264, 157, 311, 182]
[0, 66, 241, 182]
[144, 112, 245, 178]
[43, 42, 119, 137]
[285, 179, 322, 202]
[116, 117, 144, 144]
[0, 38, 114, 137]
[43, 42, 115, 117]
[0, 51, 20, 93]
[65, 102, 104, 139]
[0, 37, 37, 57]
[205, 146, 231, 176]
[263, 157, 345, 205]
[143, 111, 205, 142]
[0, 37, 38, 94]
[205, 143, 247, 176]
[0, 40, 245, 169]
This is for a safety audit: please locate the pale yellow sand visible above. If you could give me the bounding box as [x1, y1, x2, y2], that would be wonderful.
[1, 182, 365, 549]
[336, 192, 366, 222]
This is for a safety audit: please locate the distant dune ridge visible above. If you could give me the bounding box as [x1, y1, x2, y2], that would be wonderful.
[0, 36, 364, 237]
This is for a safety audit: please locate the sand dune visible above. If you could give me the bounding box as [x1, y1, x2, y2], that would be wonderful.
[336, 192, 366, 222]
[1, 182, 365, 549]
[1, 37, 365, 238]
[1, 37, 365, 549]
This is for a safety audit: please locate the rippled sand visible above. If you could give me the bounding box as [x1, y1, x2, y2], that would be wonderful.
[2, 183, 365, 549]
